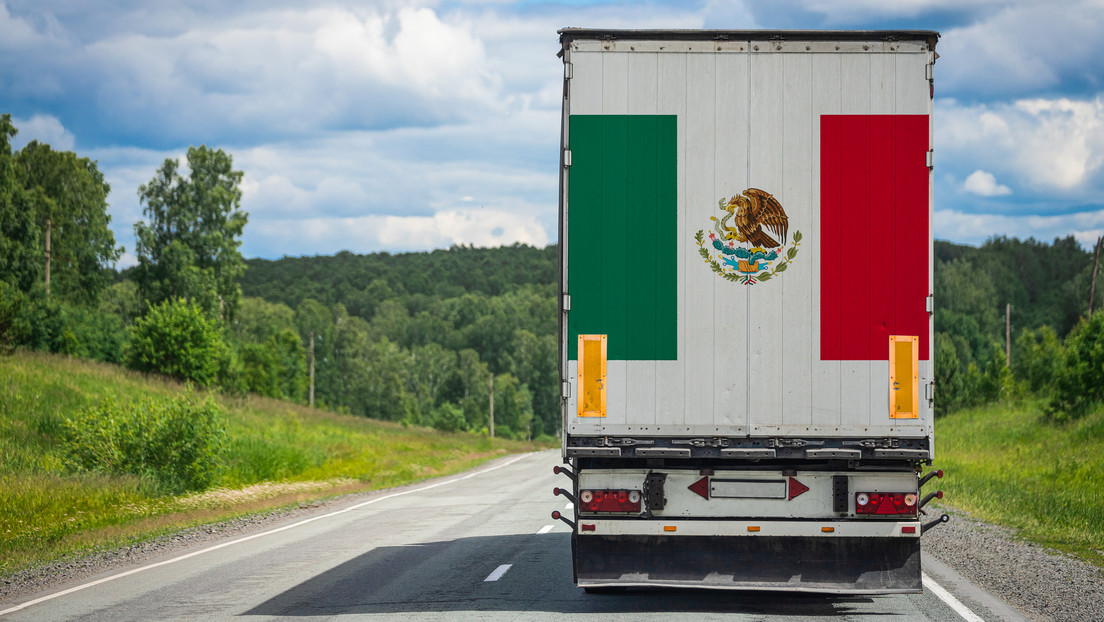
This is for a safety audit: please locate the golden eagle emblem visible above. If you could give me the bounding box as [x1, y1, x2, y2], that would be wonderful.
[695, 188, 802, 286]
[719, 188, 788, 248]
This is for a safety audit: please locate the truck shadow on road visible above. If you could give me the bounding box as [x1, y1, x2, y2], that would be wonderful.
[244, 533, 891, 617]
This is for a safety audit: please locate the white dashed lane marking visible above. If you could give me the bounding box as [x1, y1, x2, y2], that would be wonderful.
[484, 564, 512, 582]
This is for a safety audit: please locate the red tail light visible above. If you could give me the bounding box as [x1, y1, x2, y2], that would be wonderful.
[855, 491, 918, 515]
[579, 489, 641, 513]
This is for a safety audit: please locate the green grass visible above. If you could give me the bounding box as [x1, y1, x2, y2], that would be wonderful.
[936, 399, 1104, 566]
[0, 350, 550, 575]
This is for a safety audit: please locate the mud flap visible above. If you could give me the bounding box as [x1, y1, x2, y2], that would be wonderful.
[575, 534, 921, 594]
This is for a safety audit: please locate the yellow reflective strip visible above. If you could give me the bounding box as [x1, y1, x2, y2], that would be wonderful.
[577, 334, 607, 417]
[889, 335, 920, 419]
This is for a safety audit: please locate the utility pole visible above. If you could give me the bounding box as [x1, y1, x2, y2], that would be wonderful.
[1006, 303, 1011, 367]
[44, 217, 51, 296]
[308, 331, 315, 408]
[1090, 236, 1102, 318]
[489, 373, 495, 438]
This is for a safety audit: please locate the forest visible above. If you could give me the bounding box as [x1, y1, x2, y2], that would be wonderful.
[4, 110, 1104, 435]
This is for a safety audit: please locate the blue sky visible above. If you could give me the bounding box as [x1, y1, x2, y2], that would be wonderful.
[3, 0, 1103, 265]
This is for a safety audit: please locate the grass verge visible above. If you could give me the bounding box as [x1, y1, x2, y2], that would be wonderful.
[0, 350, 551, 575]
[935, 399, 1104, 567]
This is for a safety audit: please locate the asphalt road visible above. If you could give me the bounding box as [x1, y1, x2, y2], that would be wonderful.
[1, 450, 1023, 621]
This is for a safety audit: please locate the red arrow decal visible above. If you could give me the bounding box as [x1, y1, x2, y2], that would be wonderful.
[688, 476, 710, 500]
[788, 477, 809, 500]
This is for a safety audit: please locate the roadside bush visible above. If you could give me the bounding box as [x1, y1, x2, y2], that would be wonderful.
[0, 281, 23, 353]
[61, 394, 226, 494]
[0, 284, 126, 361]
[1013, 325, 1062, 395]
[1046, 312, 1104, 422]
[431, 402, 466, 432]
[127, 298, 226, 385]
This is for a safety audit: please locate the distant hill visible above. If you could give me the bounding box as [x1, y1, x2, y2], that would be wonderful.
[240, 244, 557, 312]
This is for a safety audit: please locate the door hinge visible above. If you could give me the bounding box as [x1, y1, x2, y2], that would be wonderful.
[926, 149, 934, 170]
[925, 63, 934, 81]
[562, 294, 571, 312]
[926, 382, 934, 404]
[563, 149, 572, 167]
[564, 62, 573, 80]
[562, 381, 571, 398]
[926, 295, 934, 315]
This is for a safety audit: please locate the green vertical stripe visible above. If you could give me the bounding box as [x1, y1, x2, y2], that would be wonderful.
[568, 115, 677, 361]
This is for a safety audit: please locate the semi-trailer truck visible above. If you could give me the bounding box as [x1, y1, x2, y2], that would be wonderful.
[551, 28, 948, 594]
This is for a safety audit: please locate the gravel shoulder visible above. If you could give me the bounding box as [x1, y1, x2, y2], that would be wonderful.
[922, 505, 1104, 622]
[3, 489, 1102, 621]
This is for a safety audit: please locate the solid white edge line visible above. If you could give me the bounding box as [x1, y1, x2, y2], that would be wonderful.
[484, 564, 512, 582]
[0, 453, 533, 617]
[923, 573, 986, 622]
[537, 525, 554, 534]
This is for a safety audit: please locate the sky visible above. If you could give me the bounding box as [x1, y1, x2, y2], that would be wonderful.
[2, 0, 1103, 266]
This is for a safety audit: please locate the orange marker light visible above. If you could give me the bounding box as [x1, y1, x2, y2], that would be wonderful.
[663, 525, 677, 532]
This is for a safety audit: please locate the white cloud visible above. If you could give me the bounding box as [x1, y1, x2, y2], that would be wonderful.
[938, 1, 1104, 96]
[116, 251, 138, 270]
[10, 113, 75, 151]
[249, 207, 549, 257]
[963, 170, 1011, 197]
[0, 2, 50, 49]
[935, 207, 1104, 249]
[938, 95, 1104, 198]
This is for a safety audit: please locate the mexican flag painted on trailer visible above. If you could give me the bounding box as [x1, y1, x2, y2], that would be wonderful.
[567, 113, 928, 365]
[567, 114, 678, 361]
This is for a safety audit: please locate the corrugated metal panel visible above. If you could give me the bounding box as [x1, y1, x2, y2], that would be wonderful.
[562, 35, 934, 441]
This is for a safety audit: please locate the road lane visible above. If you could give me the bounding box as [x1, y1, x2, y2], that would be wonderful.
[1, 450, 1018, 621]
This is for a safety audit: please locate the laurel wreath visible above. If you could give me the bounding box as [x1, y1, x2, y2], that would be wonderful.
[695, 229, 802, 285]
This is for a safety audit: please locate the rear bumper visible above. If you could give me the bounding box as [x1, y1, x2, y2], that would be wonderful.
[575, 533, 922, 594]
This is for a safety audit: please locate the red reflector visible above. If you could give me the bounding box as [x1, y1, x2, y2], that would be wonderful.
[688, 476, 710, 499]
[902, 526, 917, 534]
[788, 477, 810, 500]
[581, 524, 596, 532]
[856, 492, 918, 515]
[579, 489, 642, 513]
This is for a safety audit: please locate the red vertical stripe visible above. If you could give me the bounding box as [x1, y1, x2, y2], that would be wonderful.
[868, 115, 896, 360]
[896, 115, 931, 361]
[839, 116, 871, 360]
[820, 115, 930, 361]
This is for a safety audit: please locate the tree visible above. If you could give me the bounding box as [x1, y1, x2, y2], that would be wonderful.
[126, 298, 227, 386]
[0, 115, 41, 293]
[15, 140, 121, 303]
[1046, 312, 1104, 421]
[134, 145, 248, 321]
